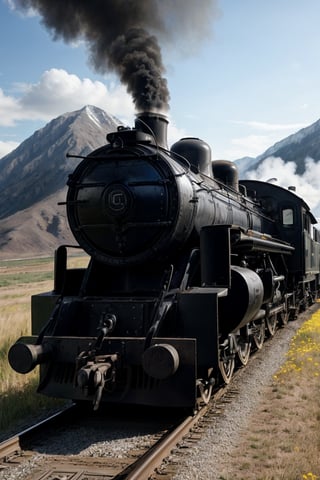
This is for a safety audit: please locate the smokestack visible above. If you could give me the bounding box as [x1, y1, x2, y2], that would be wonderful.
[135, 112, 169, 149]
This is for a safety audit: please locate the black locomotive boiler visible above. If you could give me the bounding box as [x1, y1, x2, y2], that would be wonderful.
[9, 112, 320, 410]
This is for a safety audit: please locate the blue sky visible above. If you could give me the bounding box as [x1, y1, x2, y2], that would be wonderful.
[1, 0, 320, 163]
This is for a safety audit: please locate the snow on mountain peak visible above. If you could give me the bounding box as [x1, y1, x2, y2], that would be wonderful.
[84, 105, 104, 129]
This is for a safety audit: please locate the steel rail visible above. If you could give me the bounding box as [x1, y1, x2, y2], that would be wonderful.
[0, 404, 77, 462]
[122, 387, 227, 480]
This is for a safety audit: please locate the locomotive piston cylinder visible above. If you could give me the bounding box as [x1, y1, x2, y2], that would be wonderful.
[219, 265, 264, 333]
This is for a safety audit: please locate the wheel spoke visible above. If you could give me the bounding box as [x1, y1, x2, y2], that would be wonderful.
[278, 310, 289, 326]
[251, 319, 265, 350]
[197, 368, 215, 405]
[236, 326, 251, 366]
[219, 336, 235, 384]
[197, 379, 214, 404]
[266, 314, 277, 336]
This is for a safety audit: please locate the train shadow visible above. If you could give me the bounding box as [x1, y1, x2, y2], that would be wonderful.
[26, 404, 185, 455]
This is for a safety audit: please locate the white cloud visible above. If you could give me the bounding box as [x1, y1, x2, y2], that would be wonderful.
[233, 120, 307, 132]
[6, 0, 37, 17]
[222, 119, 310, 160]
[0, 68, 188, 157]
[223, 134, 273, 160]
[0, 88, 24, 126]
[0, 140, 19, 158]
[247, 156, 320, 215]
[166, 116, 187, 147]
[0, 68, 135, 125]
[14, 68, 134, 121]
[0, 68, 135, 155]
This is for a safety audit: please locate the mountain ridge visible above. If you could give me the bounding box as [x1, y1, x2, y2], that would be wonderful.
[0, 105, 121, 259]
[0, 105, 120, 220]
[236, 117, 320, 177]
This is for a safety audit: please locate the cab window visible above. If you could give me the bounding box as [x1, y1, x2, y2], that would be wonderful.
[303, 212, 311, 233]
[282, 208, 294, 226]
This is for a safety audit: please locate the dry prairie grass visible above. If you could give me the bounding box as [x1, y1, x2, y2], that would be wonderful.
[0, 282, 52, 387]
[0, 256, 88, 434]
[219, 306, 320, 480]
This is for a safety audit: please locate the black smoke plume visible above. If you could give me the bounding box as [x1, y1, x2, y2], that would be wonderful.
[14, 0, 218, 112]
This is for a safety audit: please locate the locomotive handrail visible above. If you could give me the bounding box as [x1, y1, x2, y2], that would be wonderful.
[67, 181, 109, 188]
[77, 221, 173, 229]
[144, 265, 175, 350]
[65, 179, 171, 189]
[66, 153, 87, 160]
[58, 200, 87, 206]
[169, 150, 192, 173]
[200, 181, 276, 222]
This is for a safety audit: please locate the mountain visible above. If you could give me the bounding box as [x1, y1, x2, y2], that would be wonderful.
[0, 105, 120, 220]
[233, 155, 256, 177]
[0, 189, 71, 259]
[235, 118, 320, 177]
[0, 106, 121, 259]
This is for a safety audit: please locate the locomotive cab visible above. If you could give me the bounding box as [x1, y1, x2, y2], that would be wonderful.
[241, 179, 320, 307]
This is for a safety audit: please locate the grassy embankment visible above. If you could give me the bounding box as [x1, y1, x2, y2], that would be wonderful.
[220, 304, 320, 480]
[0, 256, 87, 434]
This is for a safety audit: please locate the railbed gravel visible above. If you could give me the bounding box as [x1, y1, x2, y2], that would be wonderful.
[171, 309, 315, 480]
[0, 308, 315, 480]
[0, 418, 165, 480]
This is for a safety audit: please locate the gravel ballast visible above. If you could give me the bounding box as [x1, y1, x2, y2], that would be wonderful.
[171, 309, 316, 480]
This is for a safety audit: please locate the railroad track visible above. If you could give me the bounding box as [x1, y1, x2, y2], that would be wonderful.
[0, 405, 76, 458]
[0, 405, 79, 473]
[0, 387, 230, 480]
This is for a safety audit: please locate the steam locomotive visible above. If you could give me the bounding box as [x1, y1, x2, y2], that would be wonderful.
[9, 112, 320, 410]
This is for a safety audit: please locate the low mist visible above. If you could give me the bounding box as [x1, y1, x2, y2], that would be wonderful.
[247, 156, 320, 220]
